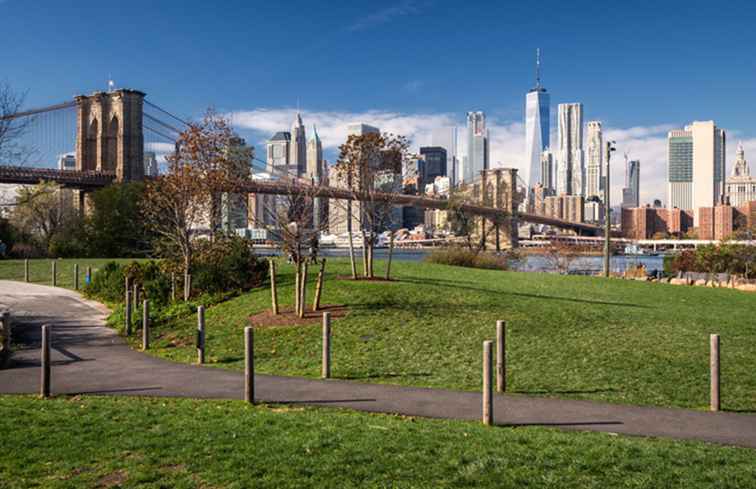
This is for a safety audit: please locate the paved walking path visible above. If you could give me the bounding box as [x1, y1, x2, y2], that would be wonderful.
[1, 280, 754, 448]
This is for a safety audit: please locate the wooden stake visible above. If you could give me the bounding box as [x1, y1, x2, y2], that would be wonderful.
[313, 259, 326, 311]
[41, 324, 51, 398]
[24, 259, 29, 282]
[51, 261, 57, 287]
[299, 262, 308, 318]
[197, 306, 205, 364]
[142, 300, 149, 350]
[74, 264, 79, 291]
[269, 259, 279, 315]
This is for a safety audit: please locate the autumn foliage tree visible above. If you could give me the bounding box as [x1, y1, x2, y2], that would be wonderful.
[142, 110, 249, 291]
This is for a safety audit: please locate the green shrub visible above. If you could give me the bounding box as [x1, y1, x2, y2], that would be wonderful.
[187, 236, 267, 295]
[668, 244, 756, 277]
[83, 261, 127, 303]
[425, 247, 510, 270]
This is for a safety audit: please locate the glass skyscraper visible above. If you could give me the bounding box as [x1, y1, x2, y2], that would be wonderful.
[465, 111, 489, 183]
[525, 49, 550, 191]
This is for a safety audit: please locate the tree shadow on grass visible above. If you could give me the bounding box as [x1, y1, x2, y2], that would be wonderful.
[398, 276, 650, 309]
[338, 372, 432, 381]
[514, 388, 619, 395]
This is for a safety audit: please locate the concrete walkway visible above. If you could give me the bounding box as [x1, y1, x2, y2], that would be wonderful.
[1, 280, 754, 448]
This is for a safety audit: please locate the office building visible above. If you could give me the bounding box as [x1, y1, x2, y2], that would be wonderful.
[266, 131, 291, 175]
[525, 49, 550, 191]
[557, 103, 584, 196]
[622, 159, 640, 208]
[144, 151, 158, 177]
[431, 127, 458, 187]
[289, 113, 307, 176]
[306, 125, 323, 181]
[419, 146, 447, 185]
[465, 111, 489, 183]
[585, 121, 603, 199]
[58, 154, 76, 171]
[725, 142, 756, 207]
[667, 121, 726, 225]
[540, 150, 554, 192]
[347, 123, 380, 136]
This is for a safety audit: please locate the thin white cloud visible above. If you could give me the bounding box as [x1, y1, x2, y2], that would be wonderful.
[348, 0, 425, 31]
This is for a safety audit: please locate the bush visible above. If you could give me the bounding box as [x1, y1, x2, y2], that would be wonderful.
[668, 244, 756, 278]
[425, 247, 510, 270]
[83, 261, 127, 303]
[184, 236, 267, 296]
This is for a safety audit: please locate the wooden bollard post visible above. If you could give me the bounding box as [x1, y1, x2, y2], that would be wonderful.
[74, 264, 79, 291]
[51, 261, 57, 287]
[24, 259, 29, 282]
[244, 326, 254, 404]
[142, 300, 149, 350]
[125, 290, 132, 336]
[299, 262, 308, 318]
[322, 312, 331, 379]
[496, 320, 506, 393]
[294, 263, 300, 316]
[483, 340, 493, 425]
[313, 259, 326, 312]
[197, 306, 205, 364]
[710, 334, 720, 412]
[269, 260, 278, 315]
[41, 324, 51, 398]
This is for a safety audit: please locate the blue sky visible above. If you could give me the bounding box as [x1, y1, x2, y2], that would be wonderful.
[3, 0, 756, 203]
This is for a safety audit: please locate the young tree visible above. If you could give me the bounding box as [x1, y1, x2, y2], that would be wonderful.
[86, 182, 151, 257]
[332, 132, 410, 279]
[142, 110, 246, 287]
[10, 182, 75, 254]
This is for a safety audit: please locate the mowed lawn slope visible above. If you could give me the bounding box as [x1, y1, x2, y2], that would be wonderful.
[0, 258, 137, 290]
[127, 258, 756, 411]
[2, 395, 755, 489]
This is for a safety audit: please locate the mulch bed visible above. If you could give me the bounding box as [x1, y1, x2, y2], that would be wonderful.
[249, 304, 349, 328]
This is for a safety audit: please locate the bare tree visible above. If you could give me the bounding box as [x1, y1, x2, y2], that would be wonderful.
[0, 82, 28, 166]
[10, 182, 75, 252]
[142, 110, 245, 285]
[333, 132, 410, 279]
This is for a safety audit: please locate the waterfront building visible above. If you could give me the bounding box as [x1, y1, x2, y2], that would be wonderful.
[465, 111, 489, 184]
[667, 121, 726, 225]
[622, 159, 640, 208]
[557, 103, 584, 196]
[525, 49, 550, 191]
[585, 121, 603, 200]
[725, 142, 756, 206]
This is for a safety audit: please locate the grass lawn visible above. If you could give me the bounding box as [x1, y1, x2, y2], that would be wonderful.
[0, 258, 138, 291]
[2, 395, 755, 488]
[115, 258, 756, 412]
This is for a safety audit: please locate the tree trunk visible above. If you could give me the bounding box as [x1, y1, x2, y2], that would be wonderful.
[361, 230, 368, 277]
[299, 261, 308, 318]
[346, 202, 357, 279]
[294, 260, 300, 315]
[385, 231, 395, 280]
[313, 258, 326, 311]
[269, 259, 279, 315]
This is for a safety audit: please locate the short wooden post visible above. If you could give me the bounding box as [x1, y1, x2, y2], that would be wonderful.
[51, 261, 57, 287]
[125, 290, 132, 336]
[86, 266, 92, 285]
[24, 259, 29, 282]
[74, 264, 79, 291]
[322, 312, 331, 379]
[313, 259, 326, 311]
[184, 272, 191, 301]
[41, 324, 51, 398]
[710, 334, 720, 412]
[244, 326, 254, 404]
[197, 306, 205, 364]
[496, 320, 506, 393]
[269, 260, 278, 315]
[483, 340, 493, 425]
[142, 300, 149, 350]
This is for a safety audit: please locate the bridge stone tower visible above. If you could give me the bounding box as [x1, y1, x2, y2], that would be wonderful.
[75, 89, 145, 182]
[478, 168, 522, 249]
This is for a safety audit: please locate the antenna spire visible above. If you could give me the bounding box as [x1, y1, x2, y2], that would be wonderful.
[536, 48, 541, 89]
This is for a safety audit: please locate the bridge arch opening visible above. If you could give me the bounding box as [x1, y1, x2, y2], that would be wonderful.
[85, 118, 98, 171]
[104, 115, 119, 172]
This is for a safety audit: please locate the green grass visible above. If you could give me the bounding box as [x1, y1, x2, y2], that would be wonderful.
[1, 395, 754, 488]
[0, 258, 139, 291]
[127, 258, 756, 412]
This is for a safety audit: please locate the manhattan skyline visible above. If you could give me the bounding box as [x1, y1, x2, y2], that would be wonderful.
[2, 0, 756, 205]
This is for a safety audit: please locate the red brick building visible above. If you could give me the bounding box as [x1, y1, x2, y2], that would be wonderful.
[620, 202, 756, 240]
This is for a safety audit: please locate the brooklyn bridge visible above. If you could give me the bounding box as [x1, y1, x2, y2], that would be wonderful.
[0, 89, 606, 243]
